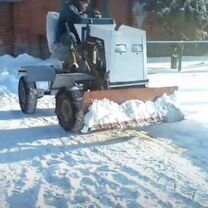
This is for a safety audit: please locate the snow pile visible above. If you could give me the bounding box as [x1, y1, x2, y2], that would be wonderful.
[82, 93, 184, 132]
[154, 93, 185, 122]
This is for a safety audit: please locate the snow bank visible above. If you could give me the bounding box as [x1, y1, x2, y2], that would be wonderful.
[82, 93, 184, 133]
[0, 53, 52, 94]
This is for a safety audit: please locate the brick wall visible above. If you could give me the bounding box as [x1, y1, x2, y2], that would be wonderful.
[12, 0, 61, 58]
[109, 0, 133, 25]
[0, 3, 13, 55]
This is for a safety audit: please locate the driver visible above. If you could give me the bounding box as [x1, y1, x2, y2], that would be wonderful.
[55, 0, 90, 71]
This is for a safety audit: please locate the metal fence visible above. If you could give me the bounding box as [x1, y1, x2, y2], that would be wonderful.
[146, 41, 208, 72]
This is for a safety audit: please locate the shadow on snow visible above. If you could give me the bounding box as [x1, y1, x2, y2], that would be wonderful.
[0, 108, 55, 120]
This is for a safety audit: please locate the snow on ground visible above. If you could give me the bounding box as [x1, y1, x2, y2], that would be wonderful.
[0, 54, 208, 207]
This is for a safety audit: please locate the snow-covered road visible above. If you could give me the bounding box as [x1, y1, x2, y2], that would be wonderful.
[0, 54, 208, 207]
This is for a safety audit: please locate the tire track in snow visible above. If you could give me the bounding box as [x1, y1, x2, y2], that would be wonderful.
[85, 131, 208, 207]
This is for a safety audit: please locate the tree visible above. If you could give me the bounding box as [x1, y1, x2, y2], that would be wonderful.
[142, 0, 208, 40]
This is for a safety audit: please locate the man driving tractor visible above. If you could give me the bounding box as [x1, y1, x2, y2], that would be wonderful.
[55, 0, 90, 72]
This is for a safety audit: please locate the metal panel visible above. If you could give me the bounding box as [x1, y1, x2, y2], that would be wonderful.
[110, 26, 145, 83]
[52, 73, 94, 89]
[19, 66, 56, 82]
[109, 79, 149, 88]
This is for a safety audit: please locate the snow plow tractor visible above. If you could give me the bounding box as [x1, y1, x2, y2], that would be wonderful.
[18, 12, 177, 133]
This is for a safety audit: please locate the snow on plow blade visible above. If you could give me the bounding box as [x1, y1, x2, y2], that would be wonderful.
[82, 86, 179, 132]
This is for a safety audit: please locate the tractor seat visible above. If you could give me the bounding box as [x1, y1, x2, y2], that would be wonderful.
[46, 11, 64, 70]
[46, 11, 59, 55]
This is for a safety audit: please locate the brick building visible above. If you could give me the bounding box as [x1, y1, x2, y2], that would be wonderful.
[0, 0, 154, 57]
[0, 0, 61, 57]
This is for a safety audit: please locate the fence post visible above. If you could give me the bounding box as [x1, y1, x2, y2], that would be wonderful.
[178, 43, 184, 72]
[171, 54, 178, 69]
[171, 45, 178, 69]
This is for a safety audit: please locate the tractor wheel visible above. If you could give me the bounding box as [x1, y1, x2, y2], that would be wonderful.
[55, 88, 84, 133]
[18, 76, 38, 114]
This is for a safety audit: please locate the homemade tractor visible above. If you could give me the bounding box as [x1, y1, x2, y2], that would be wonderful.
[18, 12, 176, 132]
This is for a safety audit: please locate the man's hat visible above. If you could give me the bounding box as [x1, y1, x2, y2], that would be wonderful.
[72, 0, 90, 6]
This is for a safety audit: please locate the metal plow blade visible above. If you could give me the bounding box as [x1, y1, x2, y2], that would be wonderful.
[83, 86, 178, 132]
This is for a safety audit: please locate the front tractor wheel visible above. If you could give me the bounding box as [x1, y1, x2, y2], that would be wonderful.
[55, 89, 84, 133]
[18, 76, 38, 114]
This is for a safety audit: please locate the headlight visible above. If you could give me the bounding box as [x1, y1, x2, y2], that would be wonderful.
[115, 44, 127, 53]
[132, 44, 143, 53]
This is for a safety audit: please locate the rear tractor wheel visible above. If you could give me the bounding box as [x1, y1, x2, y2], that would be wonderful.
[55, 88, 84, 133]
[18, 76, 38, 114]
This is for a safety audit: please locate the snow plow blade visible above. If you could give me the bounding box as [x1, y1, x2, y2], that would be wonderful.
[82, 86, 178, 132]
[83, 86, 177, 110]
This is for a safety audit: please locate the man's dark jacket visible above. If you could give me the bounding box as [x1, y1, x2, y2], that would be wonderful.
[56, 3, 86, 44]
